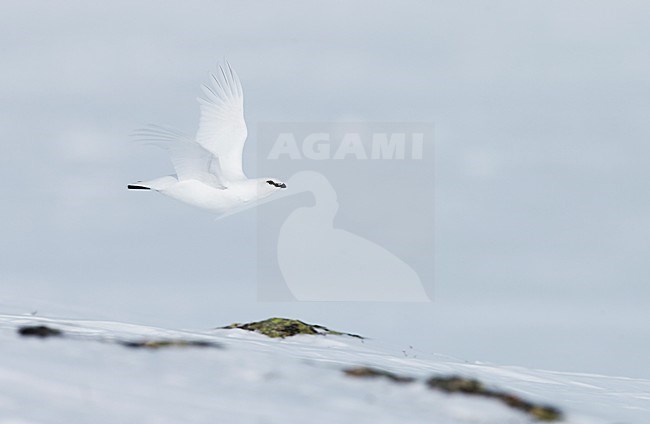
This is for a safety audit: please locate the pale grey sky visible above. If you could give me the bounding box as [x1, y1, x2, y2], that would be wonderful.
[1, 0, 649, 377]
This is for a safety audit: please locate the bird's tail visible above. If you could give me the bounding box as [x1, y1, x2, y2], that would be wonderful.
[127, 183, 151, 190]
[127, 176, 177, 191]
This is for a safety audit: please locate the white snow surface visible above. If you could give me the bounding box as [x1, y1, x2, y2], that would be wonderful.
[0, 314, 647, 424]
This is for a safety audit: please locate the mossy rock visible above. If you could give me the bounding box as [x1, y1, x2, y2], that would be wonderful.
[220, 318, 363, 339]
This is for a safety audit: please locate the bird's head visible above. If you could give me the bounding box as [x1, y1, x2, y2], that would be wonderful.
[255, 178, 287, 198]
[265, 179, 287, 189]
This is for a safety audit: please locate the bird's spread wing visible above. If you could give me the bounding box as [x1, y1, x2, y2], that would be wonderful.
[132, 125, 226, 189]
[196, 61, 248, 182]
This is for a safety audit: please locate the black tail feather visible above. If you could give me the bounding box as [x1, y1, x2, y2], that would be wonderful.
[127, 184, 150, 190]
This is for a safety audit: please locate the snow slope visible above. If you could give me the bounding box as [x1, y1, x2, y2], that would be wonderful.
[0, 314, 647, 423]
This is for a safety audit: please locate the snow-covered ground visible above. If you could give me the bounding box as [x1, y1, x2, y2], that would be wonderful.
[0, 314, 647, 423]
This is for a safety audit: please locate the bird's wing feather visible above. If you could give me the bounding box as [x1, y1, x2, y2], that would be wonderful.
[132, 125, 227, 189]
[196, 61, 248, 181]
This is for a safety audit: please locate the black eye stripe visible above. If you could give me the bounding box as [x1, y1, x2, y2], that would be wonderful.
[266, 180, 286, 188]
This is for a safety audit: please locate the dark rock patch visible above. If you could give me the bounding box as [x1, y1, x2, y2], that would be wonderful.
[427, 376, 484, 393]
[119, 339, 222, 350]
[344, 368, 563, 422]
[17, 325, 63, 338]
[17, 324, 221, 350]
[426, 376, 563, 421]
[344, 366, 416, 383]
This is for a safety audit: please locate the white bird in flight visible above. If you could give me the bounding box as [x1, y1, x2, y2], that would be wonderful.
[129, 62, 286, 216]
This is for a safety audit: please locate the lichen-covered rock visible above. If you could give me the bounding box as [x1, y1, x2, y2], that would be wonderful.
[220, 317, 363, 339]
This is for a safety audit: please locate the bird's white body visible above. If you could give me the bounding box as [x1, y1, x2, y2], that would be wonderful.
[139, 175, 280, 215]
[130, 62, 286, 215]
